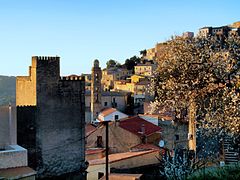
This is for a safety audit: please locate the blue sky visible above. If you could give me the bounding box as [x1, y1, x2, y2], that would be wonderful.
[0, 0, 239, 76]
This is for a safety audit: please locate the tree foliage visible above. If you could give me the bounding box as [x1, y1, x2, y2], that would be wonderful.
[106, 59, 121, 69]
[151, 34, 240, 179]
[124, 56, 141, 70]
[150, 35, 240, 135]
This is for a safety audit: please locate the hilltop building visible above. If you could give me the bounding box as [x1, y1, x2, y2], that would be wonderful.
[182, 31, 194, 38]
[197, 24, 240, 38]
[114, 75, 149, 109]
[134, 62, 157, 77]
[86, 60, 131, 123]
[16, 56, 86, 179]
[102, 67, 132, 91]
[198, 26, 231, 38]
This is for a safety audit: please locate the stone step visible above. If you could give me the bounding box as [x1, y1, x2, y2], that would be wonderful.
[225, 156, 238, 159]
[225, 160, 239, 164]
[225, 160, 238, 162]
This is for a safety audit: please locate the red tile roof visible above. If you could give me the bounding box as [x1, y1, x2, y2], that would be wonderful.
[85, 124, 97, 136]
[119, 116, 162, 136]
[86, 148, 105, 155]
[131, 143, 161, 151]
[99, 108, 117, 117]
[89, 150, 157, 165]
[100, 173, 143, 180]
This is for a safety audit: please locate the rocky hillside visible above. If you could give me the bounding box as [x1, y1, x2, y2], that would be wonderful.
[0, 76, 16, 106]
[230, 21, 240, 28]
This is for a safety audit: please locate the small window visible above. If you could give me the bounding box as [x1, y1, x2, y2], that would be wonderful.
[96, 136, 103, 148]
[115, 115, 119, 120]
[175, 134, 179, 141]
[104, 102, 108, 106]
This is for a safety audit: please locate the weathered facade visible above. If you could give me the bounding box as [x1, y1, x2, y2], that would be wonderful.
[16, 56, 86, 178]
[91, 59, 102, 122]
[85, 60, 131, 123]
[140, 114, 188, 150]
[86, 116, 161, 153]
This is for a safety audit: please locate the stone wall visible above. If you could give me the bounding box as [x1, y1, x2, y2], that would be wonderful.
[17, 57, 86, 178]
[17, 106, 37, 169]
[160, 122, 188, 150]
[36, 77, 85, 177]
[16, 57, 37, 106]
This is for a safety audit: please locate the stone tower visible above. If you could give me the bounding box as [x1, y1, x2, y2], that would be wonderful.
[91, 59, 102, 122]
[16, 56, 86, 178]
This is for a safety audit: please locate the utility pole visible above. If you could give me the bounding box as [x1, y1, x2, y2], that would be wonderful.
[103, 121, 110, 180]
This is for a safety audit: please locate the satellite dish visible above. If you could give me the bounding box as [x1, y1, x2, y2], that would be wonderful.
[159, 140, 165, 147]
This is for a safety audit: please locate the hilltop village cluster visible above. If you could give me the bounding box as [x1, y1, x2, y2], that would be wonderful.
[0, 23, 240, 179]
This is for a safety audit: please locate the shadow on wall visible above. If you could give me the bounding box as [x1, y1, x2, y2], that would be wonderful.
[0, 105, 16, 148]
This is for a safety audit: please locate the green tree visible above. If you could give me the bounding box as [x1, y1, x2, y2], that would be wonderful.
[106, 59, 121, 69]
[124, 56, 141, 70]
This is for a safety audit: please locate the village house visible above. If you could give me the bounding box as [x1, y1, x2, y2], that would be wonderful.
[97, 107, 128, 122]
[134, 62, 157, 77]
[87, 60, 132, 123]
[102, 67, 132, 91]
[114, 75, 150, 109]
[85, 90, 130, 123]
[140, 114, 188, 150]
[87, 150, 160, 180]
[86, 116, 162, 154]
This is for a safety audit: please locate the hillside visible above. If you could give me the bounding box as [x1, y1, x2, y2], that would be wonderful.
[230, 21, 240, 28]
[0, 75, 16, 106]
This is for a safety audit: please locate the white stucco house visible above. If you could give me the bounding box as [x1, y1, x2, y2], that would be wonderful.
[97, 108, 128, 122]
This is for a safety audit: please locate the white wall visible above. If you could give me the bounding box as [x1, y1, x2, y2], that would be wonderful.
[139, 115, 159, 126]
[0, 145, 28, 169]
[0, 105, 16, 147]
[98, 111, 128, 122]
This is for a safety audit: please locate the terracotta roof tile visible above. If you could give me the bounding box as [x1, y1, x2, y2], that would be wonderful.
[100, 173, 143, 180]
[131, 143, 161, 151]
[99, 108, 117, 117]
[89, 150, 157, 165]
[85, 124, 97, 136]
[119, 116, 162, 136]
[86, 148, 105, 155]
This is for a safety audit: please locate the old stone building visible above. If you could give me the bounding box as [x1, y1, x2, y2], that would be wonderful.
[134, 62, 157, 77]
[140, 114, 188, 150]
[85, 60, 131, 123]
[86, 116, 162, 153]
[198, 26, 232, 38]
[91, 59, 102, 122]
[16, 56, 86, 178]
[102, 67, 132, 91]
